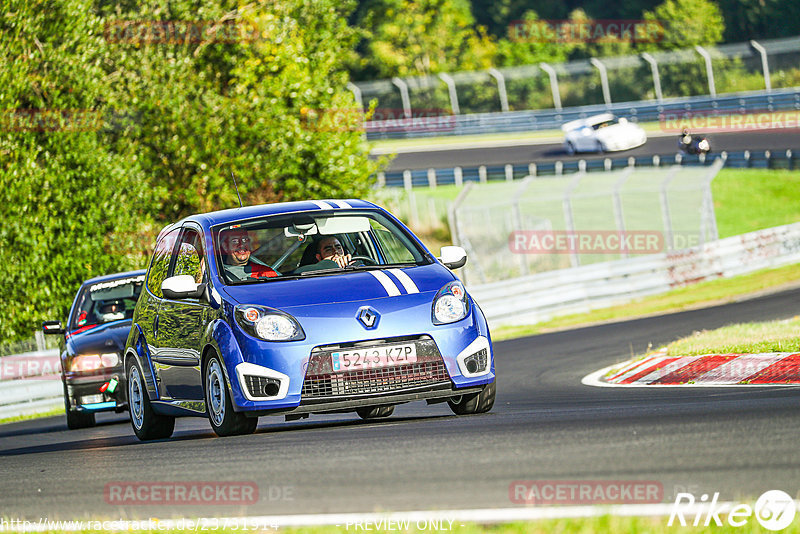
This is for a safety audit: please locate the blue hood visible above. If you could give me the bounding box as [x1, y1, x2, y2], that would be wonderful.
[219, 264, 454, 308]
[66, 320, 132, 356]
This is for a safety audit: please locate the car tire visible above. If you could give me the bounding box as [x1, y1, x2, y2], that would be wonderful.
[204, 353, 258, 437]
[356, 405, 394, 420]
[63, 381, 95, 430]
[127, 358, 175, 441]
[565, 141, 576, 155]
[447, 380, 496, 415]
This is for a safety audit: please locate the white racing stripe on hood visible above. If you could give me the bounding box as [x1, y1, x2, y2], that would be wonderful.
[330, 200, 352, 208]
[368, 271, 401, 296]
[388, 269, 419, 294]
[311, 200, 334, 210]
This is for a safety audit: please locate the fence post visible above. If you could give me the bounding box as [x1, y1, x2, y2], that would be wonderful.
[590, 58, 612, 106]
[659, 166, 681, 251]
[695, 45, 716, 97]
[505, 164, 514, 181]
[700, 156, 724, 243]
[604, 158, 612, 171]
[555, 161, 563, 175]
[438, 72, 461, 115]
[454, 166, 463, 187]
[377, 171, 386, 188]
[562, 173, 584, 267]
[512, 177, 534, 276]
[347, 82, 363, 109]
[35, 330, 46, 352]
[750, 40, 772, 92]
[403, 169, 413, 191]
[641, 52, 663, 102]
[613, 167, 635, 258]
[392, 77, 412, 118]
[427, 168, 437, 188]
[539, 62, 562, 110]
[529, 163, 537, 177]
[479, 165, 487, 184]
[488, 68, 510, 113]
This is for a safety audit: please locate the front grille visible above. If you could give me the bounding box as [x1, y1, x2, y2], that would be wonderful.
[301, 335, 451, 400]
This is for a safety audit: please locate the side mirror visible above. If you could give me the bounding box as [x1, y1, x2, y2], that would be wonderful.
[439, 246, 467, 269]
[161, 275, 206, 300]
[42, 321, 64, 335]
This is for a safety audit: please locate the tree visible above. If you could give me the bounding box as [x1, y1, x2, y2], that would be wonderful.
[0, 0, 150, 341]
[643, 0, 725, 50]
[355, 0, 496, 79]
[102, 0, 380, 223]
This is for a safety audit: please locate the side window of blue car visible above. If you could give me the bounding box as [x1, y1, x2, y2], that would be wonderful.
[146, 229, 180, 299]
[173, 228, 206, 284]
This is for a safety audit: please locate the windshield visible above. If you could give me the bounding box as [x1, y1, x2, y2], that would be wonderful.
[592, 116, 619, 130]
[214, 210, 430, 284]
[69, 274, 145, 332]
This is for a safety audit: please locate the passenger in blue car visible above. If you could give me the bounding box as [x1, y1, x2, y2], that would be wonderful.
[315, 236, 352, 268]
[294, 235, 356, 273]
[220, 228, 279, 281]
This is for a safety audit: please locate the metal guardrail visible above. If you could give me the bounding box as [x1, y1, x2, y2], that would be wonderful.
[366, 87, 800, 140]
[468, 222, 800, 327]
[379, 149, 798, 188]
[0, 349, 63, 420]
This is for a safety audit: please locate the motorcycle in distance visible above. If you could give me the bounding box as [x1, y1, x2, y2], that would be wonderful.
[678, 129, 711, 155]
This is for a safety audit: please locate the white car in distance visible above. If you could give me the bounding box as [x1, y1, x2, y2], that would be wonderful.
[562, 113, 647, 154]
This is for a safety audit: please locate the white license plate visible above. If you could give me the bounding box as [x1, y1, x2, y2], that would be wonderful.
[81, 394, 104, 404]
[331, 343, 418, 372]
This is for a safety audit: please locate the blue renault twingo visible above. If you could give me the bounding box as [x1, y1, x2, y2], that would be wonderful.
[121, 199, 495, 440]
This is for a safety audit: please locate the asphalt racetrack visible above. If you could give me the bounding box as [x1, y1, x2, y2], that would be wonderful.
[384, 129, 800, 171]
[2, 288, 800, 520]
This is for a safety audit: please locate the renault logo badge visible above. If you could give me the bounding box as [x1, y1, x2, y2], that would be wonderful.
[357, 306, 379, 329]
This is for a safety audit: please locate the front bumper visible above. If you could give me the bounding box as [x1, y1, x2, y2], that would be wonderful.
[64, 369, 123, 412]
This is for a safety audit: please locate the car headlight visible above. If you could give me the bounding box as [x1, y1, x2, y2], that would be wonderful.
[67, 353, 119, 372]
[432, 281, 470, 325]
[235, 305, 305, 342]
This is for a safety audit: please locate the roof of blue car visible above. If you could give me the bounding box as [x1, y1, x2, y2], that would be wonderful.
[180, 199, 381, 228]
[81, 269, 147, 287]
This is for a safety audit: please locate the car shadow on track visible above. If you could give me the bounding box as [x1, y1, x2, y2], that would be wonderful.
[0, 414, 129, 439]
[0, 414, 459, 456]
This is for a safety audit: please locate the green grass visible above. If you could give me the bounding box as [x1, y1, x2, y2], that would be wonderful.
[664, 316, 800, 356]
[713, 168, 800, 238]
[492, 263, 800, 341]
[0, 406, 64, 425]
